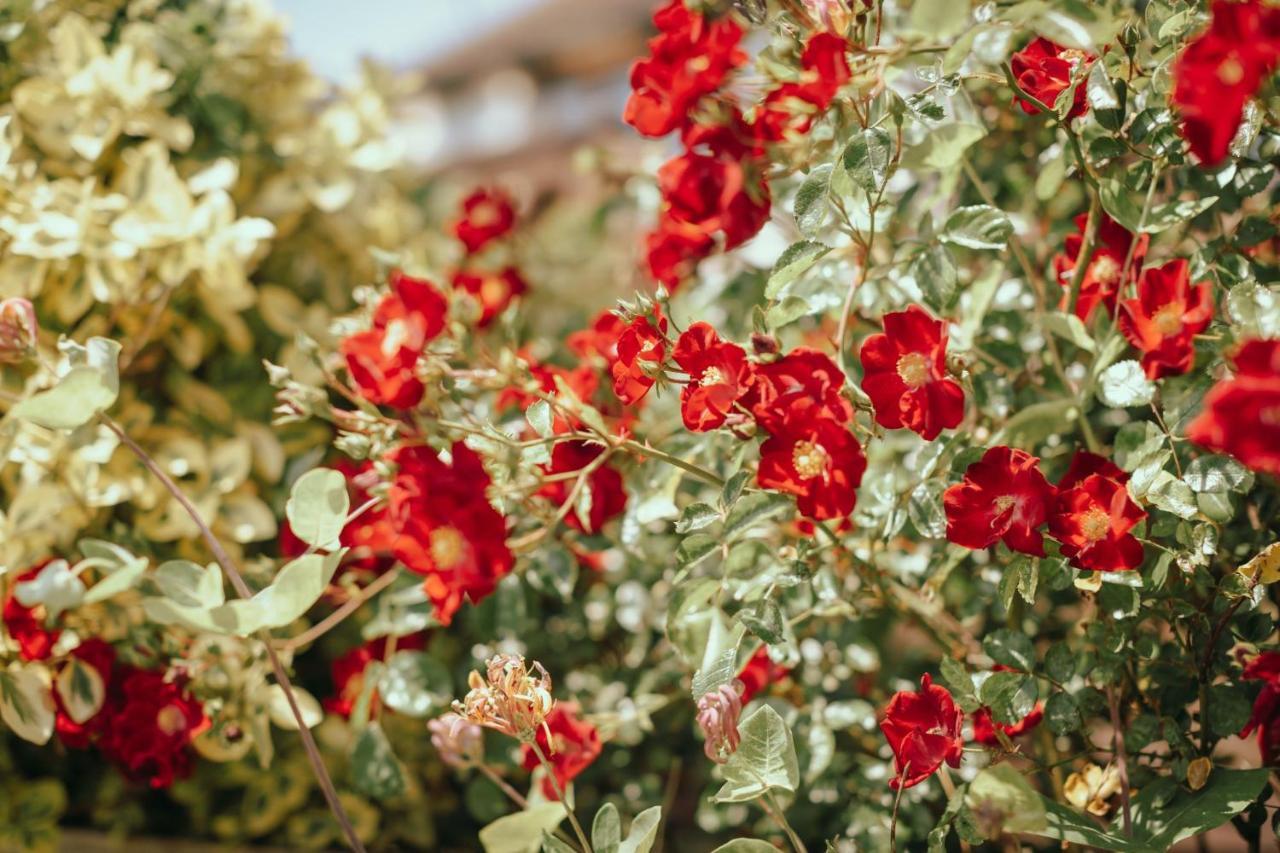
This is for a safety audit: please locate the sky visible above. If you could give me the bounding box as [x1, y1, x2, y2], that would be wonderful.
[271, 0, 543, 83]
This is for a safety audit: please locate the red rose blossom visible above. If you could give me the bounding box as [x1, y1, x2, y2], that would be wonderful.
[54, 639, 115, 749]
[1187, 338, 1280, 476]
[1119, 258, 1214, 379]
[3, 563, 60, 661]
[1241, 651, 1280, 765]
[747, 347, 852, 433]
[612, 314, 668, 405]
[623, 0, 746, 138]
[657, 120, 772, 251]
[1054, 212, 1148, 322]
[451, 267, 528, 327]
[1048, 473, 1146, 572]
[97, 667, 208, 789]
[520, 703, 603, 800]
[755, 31, 851, 140]
[1010, 37, 1095, 119]
[340, 270, 448, 409]
[1172, 0, 1280, 166]
[645, 217, 715, 289]
[1057, 449, 1129, 491]
[944, 446, 1057, 557]
[737, 646, 792, 704]
[672, 322, 753, 431]
[324, 634, 428, 718]
[859, 305, 965, 441]
[757, 399, 866, 520]
[539, 441, 628, 533]
[972, 703, 1044, 747]
[879, 673, 964, 789]
[566, 310, 628, 363]
[388, 442, 514, 625]
[452, 188, 516, 254]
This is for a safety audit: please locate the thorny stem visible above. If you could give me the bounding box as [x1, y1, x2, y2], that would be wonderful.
[99, 414, 368, 853]
[1107, 686, 1134, 837]
[530, 739, 593, 853]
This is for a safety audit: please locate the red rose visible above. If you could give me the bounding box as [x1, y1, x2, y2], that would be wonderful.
[1048, 473, 1146, 572]
[944, 446, 1057, 557]
[452, 267, 528, 327]
[1187, 338, 1280, 476]
[972, 703, 1044, 747]
[1054, 212, 1148, 322]
[879, 674, 964, 789]
[539, 441, 628, 533]
[388, 443, 514, 625]
[1118, 259, 1214, 379]
[755, 31, 851, 141]
[1010, 37, 1094, 119]
[340, 270, 448, 408]
[1241, 651, 1280, 765]
[54, 639, 116, 749]
[645, 216, 715, 289]
[452, 188, 516, 254]
[567, 310, 628, 363]
[3, 562, 60, 661]
[97, 667, 208, 789]
[672, 322, 753, 431]
[737, 646, 792, 704]
[747, 347, 852, 433]
[1057, 449, 1129, 491]
[657, 121, 772, 250]
[612, 315, 668, 405]
[859, 305, 965, 441]
[623, 0, 746, 138]
[520, 703, 603, 800]
[757, 399, 866, 520]
[1172, 0, 1280, 165]
[324, 634, 428, 719]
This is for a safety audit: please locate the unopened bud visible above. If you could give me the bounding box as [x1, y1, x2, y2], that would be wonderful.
[750, 333, 779, 355]
[429, 712, 485, 768]
[696, 681, 745, 764]
[0, 298, 37, 363]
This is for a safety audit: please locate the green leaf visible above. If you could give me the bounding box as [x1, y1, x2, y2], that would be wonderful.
[1225, 282, 1280, 338]
[983, 628, 1035, 671]
[908, 480, 947, 538]
[1087, 62, 1122, 130]
[723, 492, 793, 538]
[376, 651, 452, 717]
[13, 560, 84, 621]
[942, 205, 1013, 250]
[676, 534, 718, 569]
[541, 834, 577, 853]
[154, 560, 225, 608]
[980, 671, 1037, 725]
[1145, 471, 1198, 520]
[527, 400, 554, 438]
[709, 842, 778, 853]
[765, 241, 830, 299]
[928, 781, 970, 852]
[676, 502, 720, 534]
[1184, 455, 1254, 494]
[738, 598, 785, 645]
[1129, 768, 1270, 848]
[0, 668, 55, 745]
[480, 804, 568, 853]
[1044, 642, 1076, 683]
[907, 0, 970, 38]
[720, 471, 750, 511]
[713, 705, 800, 803]
[839, 128, 893, 196]
[939, 657, 981, 713]
[1044, 691, 1082, 735]
[1042, 312, 1096, 353]
[592, 803, 621, 853]
[911, 244, 958, 311]
[351, 722, 406, 800]
[901, 123, 986, 171]
[793, 165, 832, 237]
[1206, 683, 1252, 739]
[11, 337, 120, 430]
[1027, 794, 1129, 849]
[965, 765, 1047, 836]
[619, 805, 662, 853]
[1097, 360, 1155, 408]
[54, 657, 105, 726]
[1099, 179, 1144, 232]
[285, 467, 350, 550]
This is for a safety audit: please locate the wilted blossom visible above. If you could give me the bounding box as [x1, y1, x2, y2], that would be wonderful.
[454, 654, 555, 740]
[428, 712, 484, 768]
[0, 297, 36, 362]
[696, 681, 744, 763]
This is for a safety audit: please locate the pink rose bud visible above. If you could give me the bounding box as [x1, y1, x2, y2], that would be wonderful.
[696, 681, 745, 764]
[429, 712, 484, 768]
[0, 298, 36, 363]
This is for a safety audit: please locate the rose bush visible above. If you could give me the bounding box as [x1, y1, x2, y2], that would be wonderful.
[3, 0, 1280, 851]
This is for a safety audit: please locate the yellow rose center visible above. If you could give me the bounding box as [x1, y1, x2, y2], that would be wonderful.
[1080, 507, 1112, 543]
[156, 704, 187, 736]
[699, 366, 725, 386]
[1152, 303, 1183, 336]
[470, 200, 501, 228]
[1219, 56, 1245, 86]
[382, 317, 410, 356]
[480, 276, 508, 306]
[994, 494, 1017, 515]
[896, 352, 930, 389]
[430, 526, 468, 569]
[792, 440, 829, 480]
[1090, 255, 1121, 286]
[1060, 49, 1089, 71]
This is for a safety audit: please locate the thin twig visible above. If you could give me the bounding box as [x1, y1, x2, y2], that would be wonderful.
[529, 740, 593, 853]
[1107, 686, 1133, 837]
[889, 762, 911, 851]
[277, 568, 401, 652]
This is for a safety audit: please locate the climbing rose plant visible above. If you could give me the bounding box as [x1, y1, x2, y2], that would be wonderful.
[4, 0, 1280, 851]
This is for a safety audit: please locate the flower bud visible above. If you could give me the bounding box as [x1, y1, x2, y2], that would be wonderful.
[696, 681, 744, 764]
[0, 298, 36, 363]
[428, 712, 484, 768]
[750, 332, 779, 355]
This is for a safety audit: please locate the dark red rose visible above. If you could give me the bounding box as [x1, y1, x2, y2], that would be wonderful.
[451, 267, 528, 327]
[657, 120, 772, 250]
[859, 305, 965, 441]
[944, 446, 1057, 557]
[754, 31, 851, 140]
[737, 646, 792, 704]
[1241, 651, 1280, 765]
[452, 188, 516, 254]
[672, 322, 753, 431]
[1119, 259, 1214, 379]
[645, 216, 715, 289]
[539, 441, 628, 533]
[1048, 473, 1146, 572]
[1172, 0, 1280, 165]
[387, 443, 514, 625]
[757, 399, 865, 520]
[1187, 338, 1280, 476]
[3, 562, 60, 661]
[972, 703, 1044, 746]
[340, 270, 448, 408]
[1054, 212, 1148, 322]
[520, 703, 603, 800]
[612, 315, 668, 405]
[1010, 37, 1094, 119]
[623, 0, 746, 138]
[97, 667, 208, 789]
[1057, 449, 1129, 492]
[747, 347, 852, 433]
[879, 674, 964, 789]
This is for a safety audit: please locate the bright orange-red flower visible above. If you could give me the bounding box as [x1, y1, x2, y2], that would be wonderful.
[520, 703, 603, 800]
[325, 634, 428, 718]
[1241, 651, 1280, 765]
[944, 446, 1056, 557]
[340, 270, 448, 409]
[672, 322, 753, 431]
[1119, 259, 1214, 379]
[747, 347, 852, 433]
[859, 305, 964, 441]
[2, 562, 60, 661]
[612, 315, 668, 405]
[1010, 37, 1094, 119]
[879, 674, 964, 789]
[1187, 338, 1280, 476]
[1054, 212, 1148, 322]
[972, 703, 1044, 746]
[452, 188, 516, 254]
[1048, 473, 1146, 572]
[451, 267, 527, 327]
[657, 120, 772, 250]
[757, 399, 865, 520]
[645, 217, 715, 289]
[737, 646, 792, 704]
[755, 31, 851, 141]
